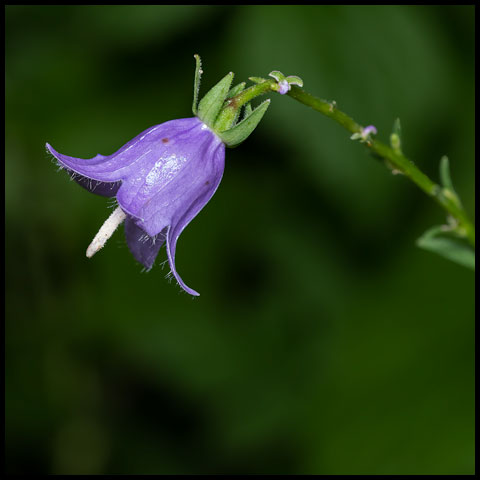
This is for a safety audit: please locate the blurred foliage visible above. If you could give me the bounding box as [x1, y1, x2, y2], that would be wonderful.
[5, 5, 474, 475]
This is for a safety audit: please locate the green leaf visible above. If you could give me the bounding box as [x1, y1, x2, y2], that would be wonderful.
[416, 225, 475, 270]
[219, 99, 270, 147]
[192, 54, 202, 115]
[197, 72, 234, 128]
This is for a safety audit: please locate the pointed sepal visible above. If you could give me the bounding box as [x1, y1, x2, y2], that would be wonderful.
[285, 75, 303, 87]
[197, 72, 234, 128]
[218, 99, 270, 147]
[192, 54, 203, 115]
[243, 102, 253, 119]
[249, 76, 267, 84]
[268, 71, 285, 82]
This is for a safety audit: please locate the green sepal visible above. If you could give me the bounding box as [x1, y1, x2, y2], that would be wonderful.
[243, 102, 253, 119]
[218, 83, 246, 130]
[227, 82, 246, 99]
[390, 118, 402, 153]
[416, 225, 475, 270]
[192, 54, 203, 115]
[218, 99, 271, 147]
[269, 70, 285, 82]
[197, 72, 234, 128]
[212, 82, 246, 133]
[249, 76, 267, 84]
[285, 75, 303, 87]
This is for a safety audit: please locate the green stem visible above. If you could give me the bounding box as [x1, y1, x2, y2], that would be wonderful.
[214, 80, 276, 132]
[287, 86, 475, 247]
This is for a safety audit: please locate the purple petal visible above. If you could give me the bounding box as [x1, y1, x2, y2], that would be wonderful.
[70, 172, 121, 197]
[124, 216, 165, 270]
[278, 80, 290, 95]
[45, 117, 200, 183]
[49, 116, 226, 296]
[363, 125, 377, 136]
[165, 225, 199, 296]
[161, 140, 225, 296]
[48, 145, 121, 197]
[116, 118, 225, 235]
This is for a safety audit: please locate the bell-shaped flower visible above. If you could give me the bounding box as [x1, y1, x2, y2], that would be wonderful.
[47, 55, 272, 296]
[47, 117, 224, 296]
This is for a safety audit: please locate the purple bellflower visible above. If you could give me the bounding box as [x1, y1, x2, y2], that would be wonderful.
[47, 55, 277, 296]
[47, 118, 223, 296]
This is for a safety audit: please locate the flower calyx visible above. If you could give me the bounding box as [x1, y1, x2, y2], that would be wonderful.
[192, 56, 303, 148]
[192, 54, 270, 148]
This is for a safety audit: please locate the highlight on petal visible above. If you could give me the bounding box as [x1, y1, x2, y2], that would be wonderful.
[115, 119, 225, 236]
[124, 216, 165, 271]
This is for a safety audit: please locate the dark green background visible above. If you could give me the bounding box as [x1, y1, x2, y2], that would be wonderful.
[5, 5, 475, 475]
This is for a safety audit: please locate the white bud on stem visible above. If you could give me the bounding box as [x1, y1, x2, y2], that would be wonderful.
[86, 206, 127, 258]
